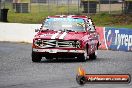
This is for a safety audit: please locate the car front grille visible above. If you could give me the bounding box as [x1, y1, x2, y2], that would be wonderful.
[34, 40, 80, 48]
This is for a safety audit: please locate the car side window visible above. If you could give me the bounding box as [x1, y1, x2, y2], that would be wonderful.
[86, 18, 95, 32]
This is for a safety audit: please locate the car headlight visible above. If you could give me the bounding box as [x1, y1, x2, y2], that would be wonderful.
[76, 41, 81, 48]
[71, 41, 80, 48]
[34, 39, 43, 47]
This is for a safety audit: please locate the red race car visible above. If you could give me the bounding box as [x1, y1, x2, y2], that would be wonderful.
[32, 15, 100, 62]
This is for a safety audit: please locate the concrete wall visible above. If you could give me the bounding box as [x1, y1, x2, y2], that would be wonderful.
[0, 23, 132, 52]
[0, 23, 41, 43]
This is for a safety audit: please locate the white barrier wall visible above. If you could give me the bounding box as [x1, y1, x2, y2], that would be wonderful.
[0, 23, 41, 43]
[1, 23, 132, 52]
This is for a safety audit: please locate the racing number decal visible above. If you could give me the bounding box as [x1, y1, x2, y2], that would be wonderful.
[51, 32, 67, 39]
[91, 44, 95, 51]
[59, 32, 67, 39]
[51, 32, 60, 39]
[90, 40, 95, 52]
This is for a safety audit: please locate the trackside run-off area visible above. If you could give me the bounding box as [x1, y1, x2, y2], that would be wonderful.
[0, 42, 132, 88]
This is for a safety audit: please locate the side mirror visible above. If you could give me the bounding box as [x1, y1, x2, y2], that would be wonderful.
[87, 27, 95, 32]
[35, 29, 40, 32]
[89, 27, 95, 32]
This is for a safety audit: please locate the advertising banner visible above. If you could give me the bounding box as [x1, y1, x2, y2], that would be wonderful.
[96, 27, 108, 50]
[105, 27, 132, 51]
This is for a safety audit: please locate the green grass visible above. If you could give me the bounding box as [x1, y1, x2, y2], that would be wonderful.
[18, 0, 30, 3]
[7, 3, 83, 23]
[2, 3, 132, 28]
[91, 13, 132, 28]
[113, 24, 132, 29]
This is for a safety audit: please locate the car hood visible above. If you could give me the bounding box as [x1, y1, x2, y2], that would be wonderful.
[35, 30, 86, 40]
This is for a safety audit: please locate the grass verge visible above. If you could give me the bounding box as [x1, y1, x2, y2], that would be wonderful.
[2, 3, 132, 28]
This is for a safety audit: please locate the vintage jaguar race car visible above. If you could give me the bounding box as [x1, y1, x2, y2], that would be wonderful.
[32, 15, 100, 62]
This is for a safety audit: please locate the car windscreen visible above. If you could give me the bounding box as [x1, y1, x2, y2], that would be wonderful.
[43, 18, 85, 32]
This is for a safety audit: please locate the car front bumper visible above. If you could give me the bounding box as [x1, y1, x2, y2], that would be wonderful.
[32, 48, 84, 53]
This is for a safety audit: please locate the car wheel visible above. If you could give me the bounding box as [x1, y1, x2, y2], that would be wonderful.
[32, 51, 42, 62]
[89, 52, 97, 60]
[78, 46, 88, 62]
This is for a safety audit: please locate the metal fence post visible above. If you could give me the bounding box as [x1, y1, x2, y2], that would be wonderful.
[87, 0, 89, 15]
[122, 0, 124, 13]
[56, 0, 58, 14]
[48, 0, 50, 15]
[99, 0, 100, 13]
[68, 0, 69, 14]
[0, 0, 1, 19]
[78, 0, 80, 14]
[29, 0, 31, 12]
[37, 0, 40, 12]
[20, 3, 22, 13]
[109, 0, 111, 14]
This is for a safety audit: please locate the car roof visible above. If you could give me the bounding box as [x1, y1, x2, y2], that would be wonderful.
[47, 15, 88, 19]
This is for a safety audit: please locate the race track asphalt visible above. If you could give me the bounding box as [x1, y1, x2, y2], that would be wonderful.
[0, 42, 132, 88]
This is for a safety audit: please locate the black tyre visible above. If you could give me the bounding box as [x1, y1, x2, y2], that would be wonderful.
[78, 46, 88, 62]
[89, 52, 97, 60]
[32, 51, 42, 62]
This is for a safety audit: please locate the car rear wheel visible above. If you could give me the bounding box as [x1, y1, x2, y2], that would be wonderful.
[32, 51, 42, 62]
[89, 52, 97, 60]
